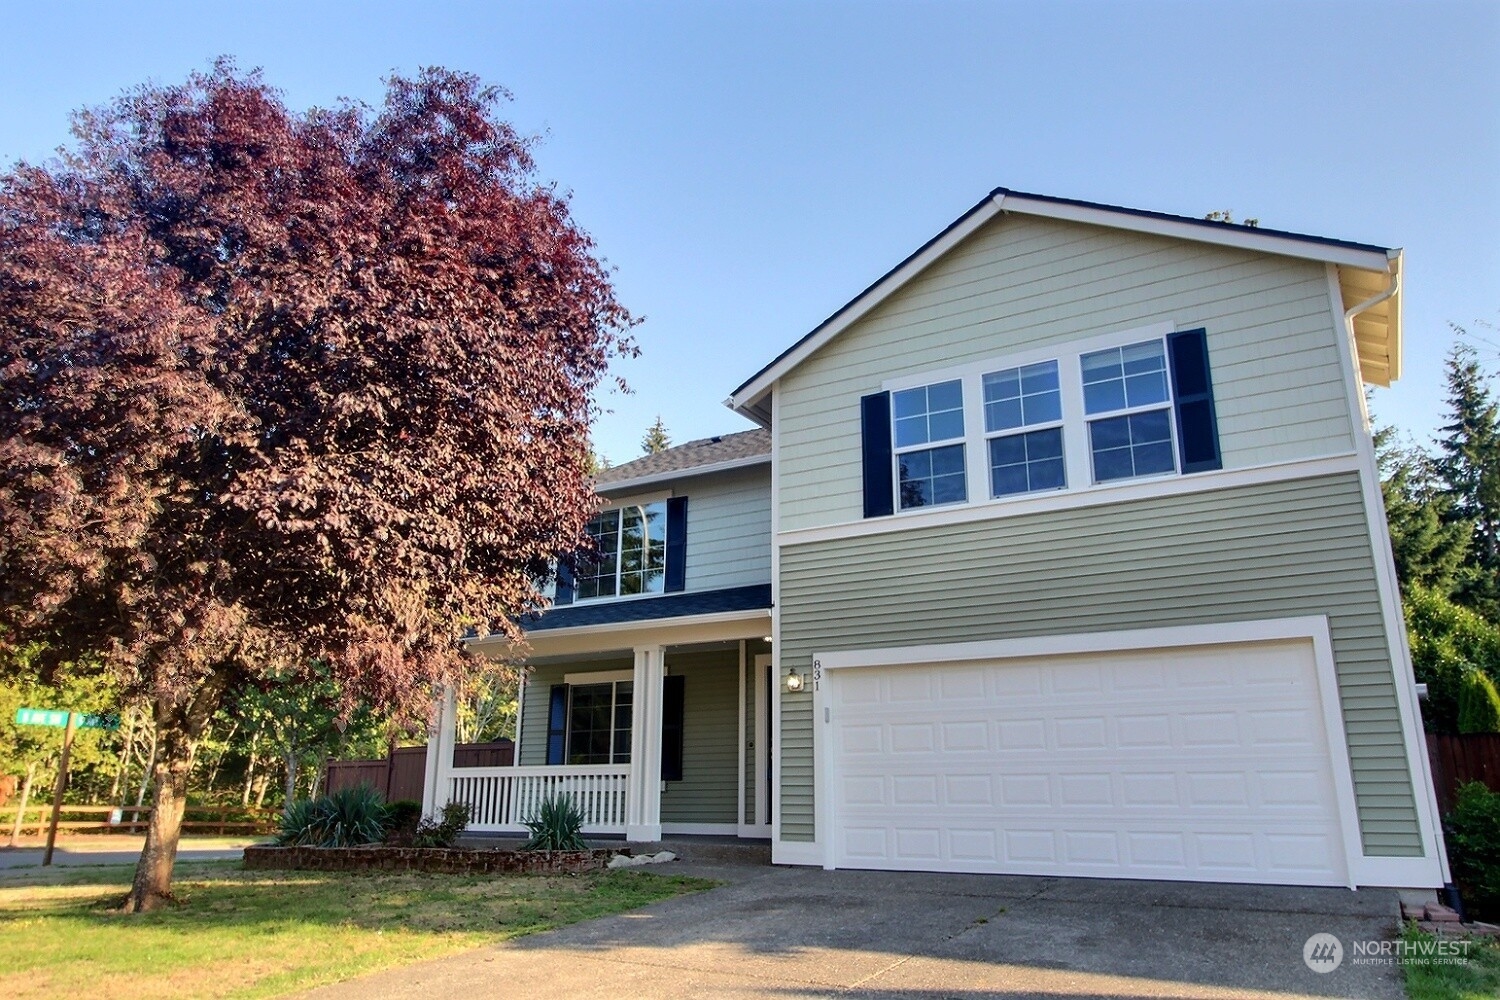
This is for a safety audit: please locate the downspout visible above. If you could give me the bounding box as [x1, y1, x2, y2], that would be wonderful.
[1342, 267, 1400, 432]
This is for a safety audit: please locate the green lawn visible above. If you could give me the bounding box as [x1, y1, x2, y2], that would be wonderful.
[0, 860, 715, 999]
[1403, 923, 1500, 1000]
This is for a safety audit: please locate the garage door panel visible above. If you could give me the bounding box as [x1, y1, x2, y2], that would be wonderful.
[828, 640, 1348, 886]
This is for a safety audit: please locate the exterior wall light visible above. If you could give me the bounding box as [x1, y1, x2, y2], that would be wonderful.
[785, 668, 804, 693]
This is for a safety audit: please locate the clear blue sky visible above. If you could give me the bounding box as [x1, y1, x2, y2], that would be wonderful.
[3, 1, 1496, 464]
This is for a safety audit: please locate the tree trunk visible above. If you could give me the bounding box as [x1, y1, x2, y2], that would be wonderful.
[282, 750, 299, 816]
[134, 728, 157, 808]
[7, 762, 37, 847]
[123, 677, 227, 914]
[253, 773, 269, 808]
[240, 730, 259, 807]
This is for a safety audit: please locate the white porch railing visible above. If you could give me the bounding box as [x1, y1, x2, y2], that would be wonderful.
[448, 765, 631, 834]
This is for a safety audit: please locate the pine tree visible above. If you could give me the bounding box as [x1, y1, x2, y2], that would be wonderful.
[641, 416, 671, 455]
[1376, 423, 1470, 594]
[1435, 343, 1500, 614]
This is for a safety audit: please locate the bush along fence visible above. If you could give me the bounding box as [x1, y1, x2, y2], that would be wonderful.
[1427, 733, 1500, 813]
[323, 739, 514, 802]
[3, 804, 281, 838]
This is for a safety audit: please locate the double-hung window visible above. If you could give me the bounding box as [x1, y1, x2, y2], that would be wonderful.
[576, 502, 666, 600]
[566, 679, 632, 764]
[893, 379, 967, 510]
[1080, 340, 1176, 483]
[982, 360, 1066, 497]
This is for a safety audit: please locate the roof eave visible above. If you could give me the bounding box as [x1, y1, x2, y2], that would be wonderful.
[593, 452, 771, 494]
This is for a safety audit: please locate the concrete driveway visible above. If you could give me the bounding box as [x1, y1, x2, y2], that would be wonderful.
[301, 859, 1406, 999]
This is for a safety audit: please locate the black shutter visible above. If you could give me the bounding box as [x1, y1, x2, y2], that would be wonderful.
[661, 675, 685, 782]
[554, 561, 574, 606]
[861, 391, 895, 518]
[546, 685, 568, 765]
[664, 497, 688, 593]
[1166, 328, 1222, 474]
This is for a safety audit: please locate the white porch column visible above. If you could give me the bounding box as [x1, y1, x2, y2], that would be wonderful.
[421, 685, 458, 818]
[626, 645, 665, 842]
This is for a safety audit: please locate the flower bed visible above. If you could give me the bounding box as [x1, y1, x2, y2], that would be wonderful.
[243, 844, 622, 875]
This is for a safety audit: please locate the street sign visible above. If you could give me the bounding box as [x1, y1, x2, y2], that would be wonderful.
[13, 708, 118, 730]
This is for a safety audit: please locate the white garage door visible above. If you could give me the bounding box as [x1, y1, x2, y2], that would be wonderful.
[828, 640, 1350, 886]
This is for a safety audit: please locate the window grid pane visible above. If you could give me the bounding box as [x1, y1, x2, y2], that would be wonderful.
[989, 428, 1066, 497]
[1081, 340, 1169, 416]
[575, 510, 620, 600]
[1089, 409, 1175, 482]
[893, 380, 965, 448]
[983, 361, 1061, 432]
[898, 443, 967, 510]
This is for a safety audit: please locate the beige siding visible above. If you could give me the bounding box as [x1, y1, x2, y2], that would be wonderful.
[777, 472, 1421, 857]
[776, 213, 1353, 533]
[598, 465, 770, 592]
[662, 648, 739, 825]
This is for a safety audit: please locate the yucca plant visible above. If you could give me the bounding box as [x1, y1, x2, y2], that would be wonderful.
[520, 794, 587, 852]
[276, 784, 389, 847]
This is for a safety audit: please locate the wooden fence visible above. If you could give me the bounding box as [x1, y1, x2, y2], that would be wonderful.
[1426, 732, 1500, 813]
[1, 804, 281, 837]
[324, 740, 514, 803]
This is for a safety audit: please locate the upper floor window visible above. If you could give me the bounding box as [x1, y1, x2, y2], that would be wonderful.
[983, 360, 1065, 497]
[576, 502, 666, 600]
[893, 379, 967, 510]
[1081, 340, 1176, 483]
[860, 326, 1221, 519]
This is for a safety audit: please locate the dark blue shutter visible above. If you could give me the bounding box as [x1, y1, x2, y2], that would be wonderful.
[554, 561, 574, 606]
[546, 685, 568, 765]
[664, 497, 688, 593]
[1167, 328, 1222, 474]
[861, 391, 894, 518]
[661, 675, 685, 781]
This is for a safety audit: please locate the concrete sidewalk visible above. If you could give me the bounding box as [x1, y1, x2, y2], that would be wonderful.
[301, 860, 1405, 999]
[0, 835, 255, 870]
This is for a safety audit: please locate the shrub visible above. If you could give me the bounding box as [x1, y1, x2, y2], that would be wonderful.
[412, 801, 471, 848]
[519, 794, 587, 852]
[1458, 670, 1500, 734]
[382, 798, 423, 844]
[1405, 585, 1500, 733]
[1446, 781, 1500, 921]
[276, 784, 388, 848]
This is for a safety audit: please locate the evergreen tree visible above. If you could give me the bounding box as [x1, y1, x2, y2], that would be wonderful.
[1435, 343, 1500, 614]
[641, 416, 671, 455]
[1376, 423, 1469, 594]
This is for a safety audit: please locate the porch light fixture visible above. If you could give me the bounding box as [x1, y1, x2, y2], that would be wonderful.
[785, 667, 804, 693]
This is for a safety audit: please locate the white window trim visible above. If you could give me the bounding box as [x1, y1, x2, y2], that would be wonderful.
[881, 322, 1181, 514]
[574, 500, 669, 604]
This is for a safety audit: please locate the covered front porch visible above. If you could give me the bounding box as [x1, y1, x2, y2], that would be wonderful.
[424, 600, 773, 843]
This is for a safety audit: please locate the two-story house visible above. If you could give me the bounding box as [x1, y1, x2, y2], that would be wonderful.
[430, 187, 1447, 890]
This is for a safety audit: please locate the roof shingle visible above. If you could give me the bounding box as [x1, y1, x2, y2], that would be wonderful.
[594, 428, 770, 488]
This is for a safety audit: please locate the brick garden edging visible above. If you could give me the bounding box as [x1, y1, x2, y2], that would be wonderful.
[243, 844, 622, 875]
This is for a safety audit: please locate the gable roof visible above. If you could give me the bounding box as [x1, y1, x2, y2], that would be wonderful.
[726, 187, 1403, 426]
[594, 428, 770, 493]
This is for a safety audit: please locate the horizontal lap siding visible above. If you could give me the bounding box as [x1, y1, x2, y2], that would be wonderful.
[663, 648, 739, 824]
[776, 213, 1351, 533]
[777, 473, 1421, 856]
[646, 467, 771, 592]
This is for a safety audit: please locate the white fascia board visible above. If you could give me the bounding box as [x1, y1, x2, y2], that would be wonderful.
[1002, 195, 1394, 272]
[595, 453, 770, 495]
[465, 607, 772, 659]
[726, 194, 1009, 414]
